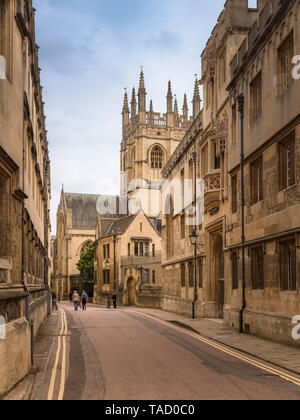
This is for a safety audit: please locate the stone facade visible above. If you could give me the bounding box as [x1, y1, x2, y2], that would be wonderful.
[225, 0, 300, 345]
[54, 189, 100, 300]
[0, 0, 51, 396]
[94, 211, 162, 308]
[161, 0, 300, 347]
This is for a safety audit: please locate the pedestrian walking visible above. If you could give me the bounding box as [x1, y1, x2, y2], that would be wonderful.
[107, 296, 111, 309]
[72, 290, 80, 311]
[69, 291, 73, 302]
[112, 293, 117, 309]
[81, 290, 88, 311]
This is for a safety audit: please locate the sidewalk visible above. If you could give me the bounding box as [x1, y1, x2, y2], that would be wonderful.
[132, 307, 300, 376]
[3, 310, 60, 401]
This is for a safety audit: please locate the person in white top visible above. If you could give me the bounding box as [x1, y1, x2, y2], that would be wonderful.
[72, 291, 80, 311]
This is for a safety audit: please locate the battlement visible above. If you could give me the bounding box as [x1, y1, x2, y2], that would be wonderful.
[122, 72, 201, 139]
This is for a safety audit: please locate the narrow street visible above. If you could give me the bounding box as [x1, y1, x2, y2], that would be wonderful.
[31, 303, 300, 401]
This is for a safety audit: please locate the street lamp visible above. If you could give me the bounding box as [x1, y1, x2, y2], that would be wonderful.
[189, 229, 198, 320]
[189, 229, 198, 247]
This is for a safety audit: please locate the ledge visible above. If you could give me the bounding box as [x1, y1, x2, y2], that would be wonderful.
[0, 289, 28, 301]
[0, 257, 12, 271]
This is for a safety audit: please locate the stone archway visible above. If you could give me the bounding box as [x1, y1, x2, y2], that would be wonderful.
[127, 277, 136, 306]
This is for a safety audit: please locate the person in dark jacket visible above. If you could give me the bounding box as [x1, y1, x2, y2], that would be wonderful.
[112, 293, 117, 309]
[81, 291, 88, 311]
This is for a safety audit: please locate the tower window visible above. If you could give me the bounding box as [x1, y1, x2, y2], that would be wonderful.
[151, 147, 163, 169]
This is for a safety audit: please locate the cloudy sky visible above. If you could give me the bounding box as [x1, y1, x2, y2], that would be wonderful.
[33, 0, 225, 232]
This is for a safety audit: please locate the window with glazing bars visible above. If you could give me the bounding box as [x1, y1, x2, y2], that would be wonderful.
[251, 246, 264, 290]
[278, 32, 294, 93]
[279, 132, 296, 191]
[250, 72, 262, 122]
[280, 239, 297, 291]
[151, 147, 163, 169]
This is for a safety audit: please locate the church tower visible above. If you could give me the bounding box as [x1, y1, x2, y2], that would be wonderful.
[120, 71, 196, 217]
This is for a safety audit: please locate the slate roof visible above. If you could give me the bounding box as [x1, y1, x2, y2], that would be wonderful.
[105, 215, 136, 237]
[64, 193, 100, 230]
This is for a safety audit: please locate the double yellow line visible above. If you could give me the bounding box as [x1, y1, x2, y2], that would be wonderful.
[132, 310, 300, 388]
[47, 309, 68, 401]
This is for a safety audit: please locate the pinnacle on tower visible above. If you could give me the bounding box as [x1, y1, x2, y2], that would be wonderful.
[167, 80, 173, 113]
[131, 87, 137, 118]
[174, 97, 179, 128]
[174, 97, 179, 115]
[183, 93, 188, 116]
[149, 99, 154, 114]
[140, 71, 145, 89]
[149, 99, 154, 126]
[138, 70, 146, 113]
[192, 77, 201, 119]
[122, 90, 130, 128]
[122, 90, 130, 115]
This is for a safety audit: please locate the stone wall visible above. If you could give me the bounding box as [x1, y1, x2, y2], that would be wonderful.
[0, 317, 31, 398]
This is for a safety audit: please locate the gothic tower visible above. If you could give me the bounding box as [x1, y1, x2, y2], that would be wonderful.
[120, 71, 196, 217]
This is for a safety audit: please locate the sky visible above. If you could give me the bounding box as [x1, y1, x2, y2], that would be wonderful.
[33, 0, 225, 233]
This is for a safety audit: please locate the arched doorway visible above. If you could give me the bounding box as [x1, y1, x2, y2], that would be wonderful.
[214, 234, 225, 318]
[127, 277, 136, 306]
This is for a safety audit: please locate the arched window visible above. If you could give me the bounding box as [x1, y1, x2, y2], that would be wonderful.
[80, 240, 92, 256]
[151, 146, 163, 169]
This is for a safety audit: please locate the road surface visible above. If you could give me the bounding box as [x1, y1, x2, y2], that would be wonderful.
[32, 303, 300, 401]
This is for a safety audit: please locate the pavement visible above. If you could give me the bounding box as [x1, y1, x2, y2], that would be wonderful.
[3, 303, 300, 400]
[3, 310, 60, 401]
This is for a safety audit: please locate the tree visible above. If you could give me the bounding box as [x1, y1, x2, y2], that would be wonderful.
[77, 243, 95, 280]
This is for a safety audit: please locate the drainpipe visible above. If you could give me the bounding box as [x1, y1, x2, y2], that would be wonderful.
[237, 93, 246, 334]
[21, 38, 30, 322]
[192, 151, 197, 320]
[113, 235, 116, 293]
[44, 163, 51, 317]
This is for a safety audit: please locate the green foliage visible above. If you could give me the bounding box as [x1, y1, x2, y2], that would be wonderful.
[77, 243, 95, 278]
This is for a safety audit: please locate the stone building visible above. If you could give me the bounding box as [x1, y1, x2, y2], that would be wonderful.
[161, 0, 260, 318]
[225, 0, 300, 345]
[93, 73, 196, 308]
[0, 0, 51, 396]
[94, 210, 162, 308]
[120, 71, 194, 218]
[54, 189, 100, 300]
[161, 0, 300, 347]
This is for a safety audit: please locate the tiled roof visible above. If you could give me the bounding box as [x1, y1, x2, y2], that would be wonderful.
[64, 193, 100, 230]
[105, 215, 136, 237]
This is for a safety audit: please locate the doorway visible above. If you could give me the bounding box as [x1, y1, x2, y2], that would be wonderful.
[127, 277, 136, 306]
[214, 234, 225, 318]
